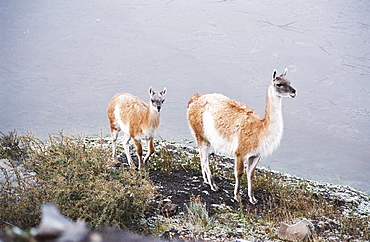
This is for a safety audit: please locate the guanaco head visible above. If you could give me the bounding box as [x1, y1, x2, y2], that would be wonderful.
[271, 68, 296, 98]
[148, 86, 167, 112]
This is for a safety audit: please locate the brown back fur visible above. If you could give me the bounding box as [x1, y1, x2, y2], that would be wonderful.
[187, 93, 267, 157]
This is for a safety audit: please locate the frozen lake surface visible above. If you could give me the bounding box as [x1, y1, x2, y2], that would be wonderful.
[1, 0, 369, 193]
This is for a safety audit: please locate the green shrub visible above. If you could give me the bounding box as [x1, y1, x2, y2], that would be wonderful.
[0, 130, 27, 162]
[0, 132, 154, 231]
[149, 140, 200, 174]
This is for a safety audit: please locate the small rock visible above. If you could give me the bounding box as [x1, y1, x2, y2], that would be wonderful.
[278, 218, 314, 241]
[34, 203, 88, 241]
[159, 198, 172, 205]
[160, 203, 178, 217]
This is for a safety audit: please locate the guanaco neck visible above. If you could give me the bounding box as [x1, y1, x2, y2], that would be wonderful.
[264, 83, 283, 124]
[261, 83, 284, 153]
[143, 102, 160, 130]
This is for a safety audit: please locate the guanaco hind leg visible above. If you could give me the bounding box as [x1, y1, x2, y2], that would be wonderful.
[198, 142, 218, 191]
[110, 128, 119, 159]
[234, 155, 245, 202]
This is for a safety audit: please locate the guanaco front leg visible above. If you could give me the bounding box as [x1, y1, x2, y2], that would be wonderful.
[134, 139, 143, 169]
[122, 134, 136, 168]
[143, 137, 155, 164]
[247, 155, 261, 204]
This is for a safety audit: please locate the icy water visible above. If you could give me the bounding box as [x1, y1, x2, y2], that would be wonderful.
[1, 0, 369, 193]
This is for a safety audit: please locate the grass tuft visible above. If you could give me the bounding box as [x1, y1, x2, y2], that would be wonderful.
[149, 140, 200, 174]
[183, 196, 213, 231]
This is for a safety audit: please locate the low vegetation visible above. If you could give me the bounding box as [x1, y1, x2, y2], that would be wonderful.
[1, 131, 369, 241]
[149, 142, 369, 241]
[183, 196, 214, 231]
[0, 131, 153, 232]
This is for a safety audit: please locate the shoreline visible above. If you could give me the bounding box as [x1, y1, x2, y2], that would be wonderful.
[85, 136, 370, 217]
[93, 137, 370, 241]
[1, 133, 369, 241]
[90, 133, 370, 195]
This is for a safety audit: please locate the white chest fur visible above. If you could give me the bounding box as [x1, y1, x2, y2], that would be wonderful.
[257, 118, 283, 157]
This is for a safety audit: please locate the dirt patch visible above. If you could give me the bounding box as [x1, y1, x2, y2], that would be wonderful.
[148, 168, 276, 217]
[149, 169, 236, 214]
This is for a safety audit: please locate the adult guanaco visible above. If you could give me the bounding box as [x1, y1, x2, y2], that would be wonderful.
[187, 68, 296, 204]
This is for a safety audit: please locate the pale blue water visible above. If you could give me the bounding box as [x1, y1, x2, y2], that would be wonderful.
[1, 0, 369, 193]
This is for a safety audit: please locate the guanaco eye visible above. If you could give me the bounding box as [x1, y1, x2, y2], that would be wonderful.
[151, 100, 155, 103]
[276, 83, 283, 87]
[161, 100, 165, 103]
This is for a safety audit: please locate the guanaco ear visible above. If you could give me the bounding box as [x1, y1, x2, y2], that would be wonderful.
[148, 86, 154, 96]
[272, 69, 278, 81]
[160, 87, 167, 96]
[282, 68, 288, 77]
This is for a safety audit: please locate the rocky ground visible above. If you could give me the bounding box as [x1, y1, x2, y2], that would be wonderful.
[106, 140, 370, 241]
[2, 137, 369, 241]
[150, 168, 264, 241]
[149, 168, 369, 241]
